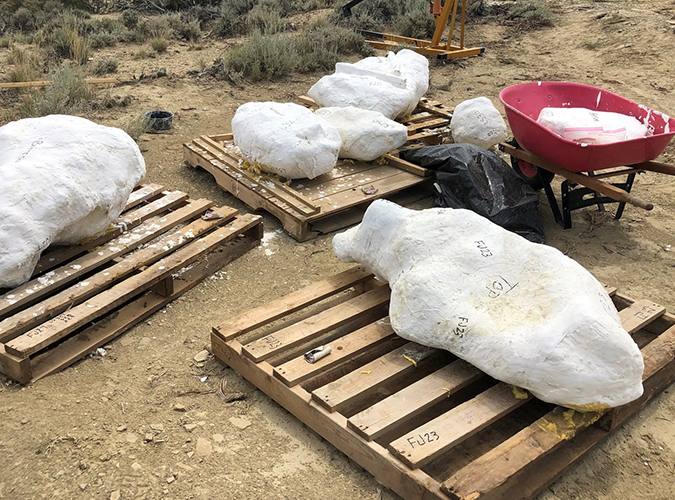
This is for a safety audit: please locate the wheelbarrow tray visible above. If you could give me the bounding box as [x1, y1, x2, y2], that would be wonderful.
[499, 82, 675, 172]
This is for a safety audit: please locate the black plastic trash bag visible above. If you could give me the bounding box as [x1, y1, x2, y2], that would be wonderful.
[400, 144, 545, 243]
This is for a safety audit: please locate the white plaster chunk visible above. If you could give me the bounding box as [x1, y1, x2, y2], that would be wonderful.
[333, 200, 644, 410]
[314, 107, 408, 161]
[450, 96, 508, 149]
[0, 115, 146, 287]
[308, 49, 429, 120]
[537, 107, 649, 144]
[231, 102, 341, 180]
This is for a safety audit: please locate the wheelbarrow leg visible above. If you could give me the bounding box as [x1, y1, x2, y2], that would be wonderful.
[561, 180, 574, 229]
[587, 171, 606, 213]
[614, 172, 636, 220]
[540, 168, 565, 227]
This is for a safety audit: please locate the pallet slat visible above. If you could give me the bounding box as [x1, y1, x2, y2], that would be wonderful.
[241, 285, 390, 362]
[348, 360, 483, 441]
[274, 320, 396, 386]
[312, 342, 440, 413]
[389, 382, 531, 469]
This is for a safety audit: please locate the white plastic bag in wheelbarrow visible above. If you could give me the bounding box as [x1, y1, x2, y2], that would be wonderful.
[333, 200, 644, 410]
[537, 107, 649, 144]
[307, 49, 429, 120]
[0, 115, 146, 288]
[232, 102, 342, 180]
[314, 106, 408, 161]
[450, 96, 509, 149]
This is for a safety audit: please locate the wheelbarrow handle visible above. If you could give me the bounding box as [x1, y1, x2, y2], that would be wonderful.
[634, 161, 675, 177]
[502, 144, 654, 211]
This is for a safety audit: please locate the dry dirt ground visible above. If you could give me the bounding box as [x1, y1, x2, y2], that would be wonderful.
[2, 1, 675, 499]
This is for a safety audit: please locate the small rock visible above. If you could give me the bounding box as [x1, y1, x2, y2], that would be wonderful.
[175, 462, 194, 472]
[212, 434, 224, 444]
[167, 475, 176, 484]
[110, 491, 121, 500]
[187, 451, 195, 458]
[126, 433, 138, 443]
[138, 337, 151, 348]
[150, 424, 164, 431]
[78, 483, 87, 491]
[20, 419, 28, 425]
[184, 423, 198, 432]
[229, 417, 251, 430]
[193, 350, 210, 363]
[117, 425, 127, 432]
[173, 403, 186, 412]
[144, 433, 154, 442]
[95, 347, 107, 356]
[196, 437, 212, 457]
[131, 462, 142, 471]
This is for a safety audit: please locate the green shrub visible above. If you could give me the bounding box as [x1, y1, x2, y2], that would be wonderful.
[50, 20, 90, 64]
[217, 0, 257, 37]
[226, 30, 298, 80]
[90, 32, 118, 49]
[123, 113, 151, 142]
[11, 7, 35, 32]
[20, 63, 94, 118]
[506, 1, 555, 28]
[396, 4, 435, 39]
[93, 56, 118, 76]
[247, 5, 288, 34]
[121, 9, 141, 30]
[175, 17, 202, 41]
[224, 25, 371, 80]
[150, 37, 169, 53]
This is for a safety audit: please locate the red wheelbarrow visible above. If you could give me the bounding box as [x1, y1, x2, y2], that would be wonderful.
[498, 81, 675, 228]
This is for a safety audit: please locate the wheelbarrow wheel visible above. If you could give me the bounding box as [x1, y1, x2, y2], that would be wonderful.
[511, 156, 554, 190]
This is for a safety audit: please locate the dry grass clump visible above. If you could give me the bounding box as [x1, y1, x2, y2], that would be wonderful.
[20, 63, 95, 118]
[92, 57, 119, 76]
[6, 47, 45, 82]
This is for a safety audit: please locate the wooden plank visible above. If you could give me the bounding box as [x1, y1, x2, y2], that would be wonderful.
[212, 336, 449, 500]
[443, 323, 675, 500]
[0, 199, 214, 321]
[348, 360, 484, 441]
[241, 285, 390, 363]
[0, 204, 231, 343]
[502, 144, 654, 211]
[273, 320, 396, 386]
[417, 100, 453, 119]
[407, 118, 448, 133]
[29, 217, 262, 382]
[383, 154, 432, 177]
[389, 382, 531, 469]
[33, 190, 189, 276]
[600, 323, 675, 431]
[617, 299, 665, 333]
[301, 165, 410, 200]
[0, 346, 32, 384]
[5, 214, 261, 357]
[312, 342, 440, 413]
[0, 77, 119, 89]
[196, 136, 320, 216]
[214, 267, 373, 342]
[124, 184, 164, 211]
[310, 170, 427, 216]
[292, 162, 381, 190]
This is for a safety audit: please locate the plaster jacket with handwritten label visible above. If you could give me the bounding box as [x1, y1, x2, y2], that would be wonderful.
[333, 200, 644, 410]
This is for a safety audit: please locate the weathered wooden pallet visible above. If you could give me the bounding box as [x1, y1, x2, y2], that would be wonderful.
[184, 134, 432, 241]
[211, 267, 675, 500]
[297, 95, 454, 144]
[0, 185, 263, 384]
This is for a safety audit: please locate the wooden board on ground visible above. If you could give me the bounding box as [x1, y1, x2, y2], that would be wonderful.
[0, 185, 262, 384]
[183, 134, 433, 241]
[211, 267, 675, 500]
[297, 96, 453, 144]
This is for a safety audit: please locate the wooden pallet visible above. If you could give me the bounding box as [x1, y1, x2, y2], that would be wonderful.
[0, 185, 263, 384]
[184, 134, 432, 241]
[297, 95, 453, 144]
[211, 267, 675, 500]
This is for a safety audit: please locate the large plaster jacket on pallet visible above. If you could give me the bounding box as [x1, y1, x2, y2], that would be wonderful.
[0, 115, 145, 287]
[333, 200, 644, 409]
